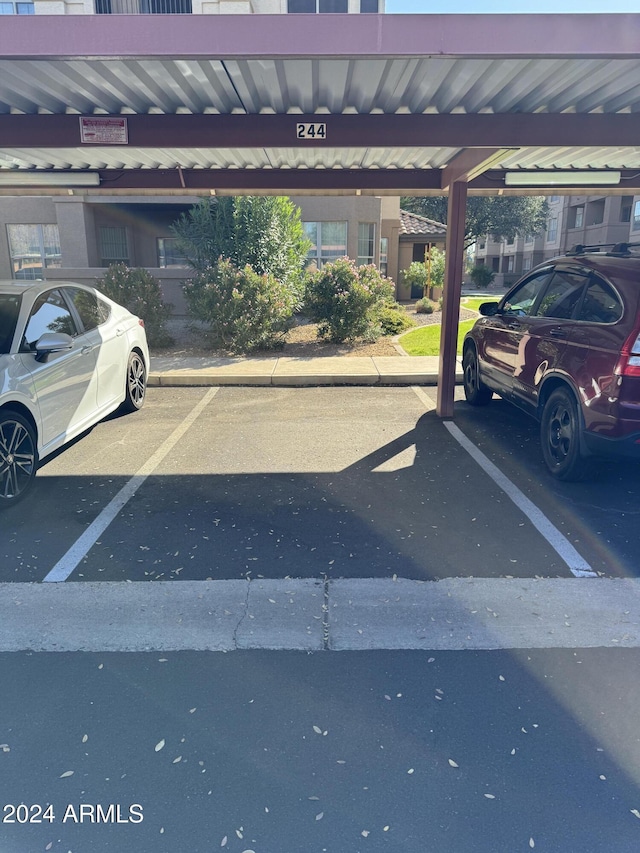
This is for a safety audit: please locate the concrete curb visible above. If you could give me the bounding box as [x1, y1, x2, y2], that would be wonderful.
[2, 578, 638, 652]
[149, 355, 463, 387]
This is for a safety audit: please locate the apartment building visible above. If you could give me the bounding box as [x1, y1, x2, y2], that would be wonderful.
[474, 194, 640, 289]
[0, 0, 401, 313]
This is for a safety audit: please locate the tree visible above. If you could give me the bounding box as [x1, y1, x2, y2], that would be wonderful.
[401, 196, 549, 250]
[171, 196, 311, 300]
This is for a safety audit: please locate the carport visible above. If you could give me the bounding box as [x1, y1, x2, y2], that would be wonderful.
[1, 12, 640, 417]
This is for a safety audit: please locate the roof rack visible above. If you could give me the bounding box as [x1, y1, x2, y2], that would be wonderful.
[610, 242, 640, 257]
[566, 242, 640, 258]
[566, 243, 615, 256]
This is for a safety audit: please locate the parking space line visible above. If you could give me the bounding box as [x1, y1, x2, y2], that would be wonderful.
[42, 388, 220, 584]
[442, 420, 597, 578]
[410, 385, 437, 412]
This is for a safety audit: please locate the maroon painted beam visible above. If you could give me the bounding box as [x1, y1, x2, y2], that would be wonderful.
[1, 14, 640, 61]
[94, 168, 445, 192]
[1, 114, 639, 149]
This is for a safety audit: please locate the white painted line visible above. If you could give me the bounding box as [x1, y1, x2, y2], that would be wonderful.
[411, 385, 437, 411]
[443, 421, 597, 578]
[1, 577, 638, 651]
[42, 388, 220, 584]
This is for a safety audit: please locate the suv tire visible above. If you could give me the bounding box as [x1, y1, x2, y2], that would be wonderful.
[540, 388, 590, 481]
[463, 347, 493, 406]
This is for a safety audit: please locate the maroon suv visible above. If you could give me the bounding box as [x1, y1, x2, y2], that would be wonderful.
[462, 244, 640, 480]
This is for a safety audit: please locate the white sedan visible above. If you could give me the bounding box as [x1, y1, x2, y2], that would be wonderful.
[0, 280, 149, 507]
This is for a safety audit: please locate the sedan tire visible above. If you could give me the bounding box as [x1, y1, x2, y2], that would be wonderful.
[540, 387, 590, 481]
[0, 411, 37, 507]
[120, 350, 147, 414]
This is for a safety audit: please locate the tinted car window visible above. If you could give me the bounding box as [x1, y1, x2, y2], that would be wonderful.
[535, 269, 589, 319]
[503, 269, 553, 316]
[0, 294, 21, 354]
[577, 277, 623, 324]
[66, 287, 111, 332]
[23, 289, 79, 349]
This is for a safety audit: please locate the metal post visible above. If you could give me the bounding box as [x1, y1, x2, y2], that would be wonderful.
[436, 180, 468, 418]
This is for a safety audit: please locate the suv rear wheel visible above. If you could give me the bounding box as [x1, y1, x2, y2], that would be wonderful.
[540, 388, 590, 481]
[463, 347, 493, 406]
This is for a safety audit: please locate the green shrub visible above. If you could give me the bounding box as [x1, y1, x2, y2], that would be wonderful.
[96, 264, 173, 347]
[469, 264, 496, 289]
[183, 259, 295, 354]
[304, 258, 396, 343]
[374, 305, 415, 336]
[415, 297, 436, 315]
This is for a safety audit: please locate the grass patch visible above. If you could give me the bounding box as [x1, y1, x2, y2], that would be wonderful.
[399, 297, 500, 357]
[400, 319, 476, 356]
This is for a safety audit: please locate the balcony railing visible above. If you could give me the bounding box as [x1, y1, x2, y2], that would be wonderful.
[95, 0, 192, 13]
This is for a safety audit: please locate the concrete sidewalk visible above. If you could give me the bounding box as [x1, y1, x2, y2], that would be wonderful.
[149, 354, 461, 387]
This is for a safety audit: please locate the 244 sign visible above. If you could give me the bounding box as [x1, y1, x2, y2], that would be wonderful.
[296, 123, 327, 139]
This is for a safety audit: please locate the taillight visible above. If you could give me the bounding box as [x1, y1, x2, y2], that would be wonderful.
[138, 318, 145, 328]
[616, 328, 640, 377]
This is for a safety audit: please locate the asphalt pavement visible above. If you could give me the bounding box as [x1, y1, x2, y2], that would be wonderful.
[3, 364, 640, 853]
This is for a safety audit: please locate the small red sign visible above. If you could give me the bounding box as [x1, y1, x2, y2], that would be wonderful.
[80, 117, 128, 145]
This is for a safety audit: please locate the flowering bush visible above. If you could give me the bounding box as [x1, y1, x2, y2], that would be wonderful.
[96, 264, 173, 347]
[183, 259, 296, 354]
[304, 258, 397, 343]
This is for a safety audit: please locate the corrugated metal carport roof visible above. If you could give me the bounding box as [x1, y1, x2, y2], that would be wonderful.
[0, 13, 639, 194]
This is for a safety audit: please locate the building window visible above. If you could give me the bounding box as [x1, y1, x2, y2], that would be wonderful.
[0, 2, 34, 12]
[379, 237, 388, 276]
[546, 217, 558, 243]
[633, 200, 640, 232]
[7, 224, 61, 280]
[157, 238, 187, 268]
[568, 205, 584, 229]
[357, 223, 375, 266]
[99, 226, 129, 267]
[523, 257, 532, 272]
[620, 196, 633, 223]
[360, 0, 379, 9]
[288, 0, 347, 10]
[586, 198, 605, 226]
[304, 221, 347, 267]
[524, 234, 534, 245]
[507, 256, 515, 273]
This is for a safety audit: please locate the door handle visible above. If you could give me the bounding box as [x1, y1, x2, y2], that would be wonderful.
[81, 345, 93, 354]
[548, 328, 566, 338]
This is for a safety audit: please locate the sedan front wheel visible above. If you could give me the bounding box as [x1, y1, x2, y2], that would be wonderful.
[121, 351, 147, 413]
[0, 411, 37, 507]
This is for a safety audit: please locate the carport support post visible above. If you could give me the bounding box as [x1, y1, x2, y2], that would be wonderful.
[437, 180, 468, 418]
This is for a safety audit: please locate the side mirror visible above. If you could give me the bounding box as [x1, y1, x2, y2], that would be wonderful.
[479, 302, 500, 317]
[34, 332, 74, 362]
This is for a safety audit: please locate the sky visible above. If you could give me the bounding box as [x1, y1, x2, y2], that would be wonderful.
[385, 0, 639, 11]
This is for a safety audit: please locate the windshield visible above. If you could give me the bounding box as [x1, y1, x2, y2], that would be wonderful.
[0, 294, 21, 354]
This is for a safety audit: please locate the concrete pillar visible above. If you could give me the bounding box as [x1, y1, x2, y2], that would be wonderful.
[436, 180, 467, 418]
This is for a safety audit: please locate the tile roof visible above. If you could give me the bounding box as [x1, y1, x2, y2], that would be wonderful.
[399, 210, 447, 238]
